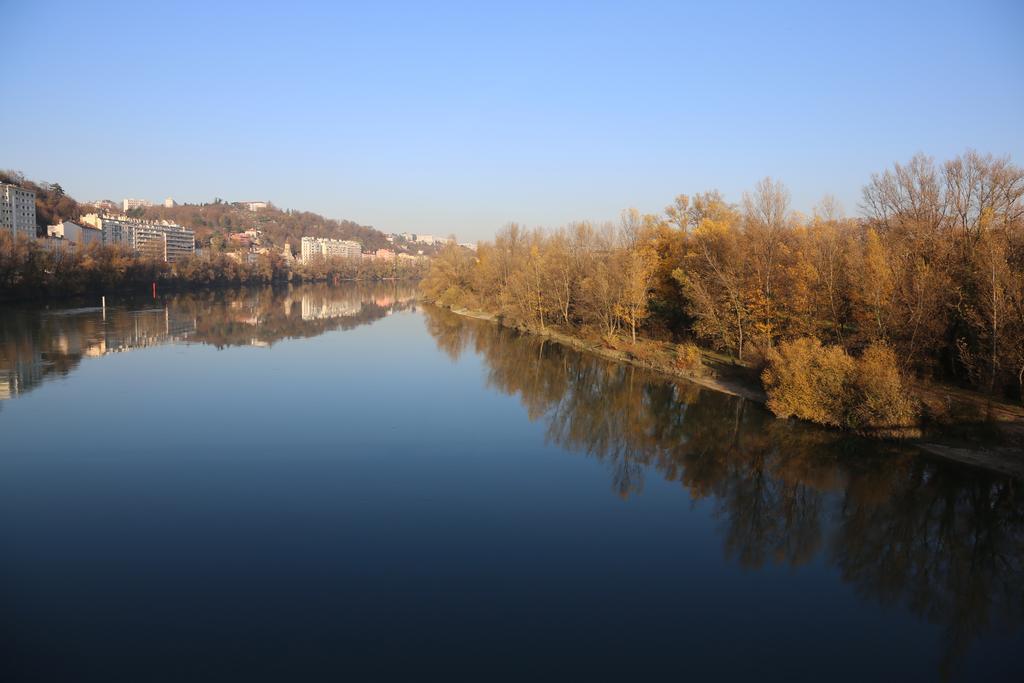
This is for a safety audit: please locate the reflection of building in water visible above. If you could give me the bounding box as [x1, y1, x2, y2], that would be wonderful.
[0, 358, 40, 401]
[166, 311, 197, 338]
[2, 285, 417, 403]
[85, 340, 107, 357]
[301, 295, 362, 320]
[103, 308, 196, 353]
[0, 306, 196, 402]
[225, 297, 266, 326]
[0, 347, 48, 402]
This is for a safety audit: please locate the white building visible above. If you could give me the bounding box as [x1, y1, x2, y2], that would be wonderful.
[241, 201, 269, 211]
[81, 213, 195, 262]
[1, 183, 37, 240]
[300, 235, 361, 262]
[47, 220, 102, 247]
[164, 197, 176, 208]
[123, 198, 153, 211]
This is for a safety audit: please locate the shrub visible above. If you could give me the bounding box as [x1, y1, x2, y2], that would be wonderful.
[762, 337, 919, 435]
[762, 337, 854, 427]
[674, 342, 705, 376]
[848, 343, 919, 431]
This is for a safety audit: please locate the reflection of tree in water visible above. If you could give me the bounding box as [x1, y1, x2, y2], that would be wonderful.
[422, 305, 1024, 678]
[423, 306, 477, 363]
[833, 461, 1024, 679]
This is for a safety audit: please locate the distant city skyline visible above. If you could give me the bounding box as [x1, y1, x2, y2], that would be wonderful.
[3, 0, 1022, 241]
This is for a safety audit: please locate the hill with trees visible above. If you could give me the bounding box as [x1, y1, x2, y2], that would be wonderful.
[0, 169, 392, 252]
[127, 200, 391, 252]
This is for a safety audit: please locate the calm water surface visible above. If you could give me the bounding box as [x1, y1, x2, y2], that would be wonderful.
[1, 283, 1021, 681]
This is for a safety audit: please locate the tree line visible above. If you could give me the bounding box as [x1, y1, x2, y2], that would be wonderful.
[422, 151, 1024, 425]
[0, 235, 427, 301]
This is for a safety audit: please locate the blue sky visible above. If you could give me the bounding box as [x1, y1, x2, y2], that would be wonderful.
[3, 0, 1022, 240]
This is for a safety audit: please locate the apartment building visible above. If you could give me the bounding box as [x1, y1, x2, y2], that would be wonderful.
[47, 220, 102, 247]
[81, 213, 195, 262]
[1, 183, 37, 240]
[122, 198, 153, 211]
[300, 235, 361, 262]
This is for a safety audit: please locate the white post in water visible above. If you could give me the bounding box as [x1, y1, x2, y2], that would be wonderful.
[102, 296, 106, 321]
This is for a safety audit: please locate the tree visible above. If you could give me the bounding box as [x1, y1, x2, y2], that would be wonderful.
[616, 241, 658, 342]
[541, 229, 576, 327]
[848, 228, 894, 345]
[674, 196, 750, 359]
[743, 177, 791, 352]
[579, 229, 625, 338]
[505, 232, 551, 330]
[963, 218, 1024, 395]
[807, 199, 850, 345]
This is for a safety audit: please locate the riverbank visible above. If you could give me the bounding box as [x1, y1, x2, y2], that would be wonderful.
[438, 304, 1024, 479]
[448, 307, 766, 402]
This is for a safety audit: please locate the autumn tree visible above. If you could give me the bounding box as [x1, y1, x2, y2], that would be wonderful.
[616, 239, 659, 342]
[806, 197, 850, 345]
[578, 223, 626, 339]
[420, 242, 476, 306]
[743, 177, 792, 352]
[674, 195, 750, 359]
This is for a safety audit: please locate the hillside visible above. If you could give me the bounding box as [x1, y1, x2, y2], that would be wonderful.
[1, 169, 390, 251]
[129, 201, 390, 252]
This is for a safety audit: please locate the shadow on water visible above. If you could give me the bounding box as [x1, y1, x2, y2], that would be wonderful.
[422, 304, 1024, 681]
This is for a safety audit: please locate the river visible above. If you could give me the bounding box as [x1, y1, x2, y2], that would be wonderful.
[1, 283, 1021, 681]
